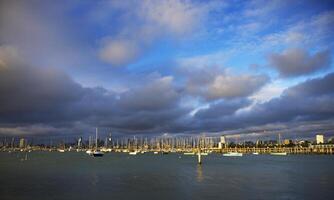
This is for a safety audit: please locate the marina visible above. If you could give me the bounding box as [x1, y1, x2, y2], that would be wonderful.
[0, 1, 333, 200]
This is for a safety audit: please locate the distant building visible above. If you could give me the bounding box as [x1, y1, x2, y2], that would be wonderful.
[284, 139, 292, 145]
[218, 135, 226, 149]
[19, 138, 26, 149]
[328, 137, 333, 144]
[316, 134, 324, 144]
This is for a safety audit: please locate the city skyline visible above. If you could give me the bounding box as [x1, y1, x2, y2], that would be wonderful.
[0, 0, 334, 139]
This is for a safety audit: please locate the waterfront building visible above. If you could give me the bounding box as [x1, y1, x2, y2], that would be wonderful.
[284, 139, 292, 145]
[19, 138, 26, 149]
[218, 135, 226, 149]
[316, 134, 324, 144]
[328, 137, 333, 144]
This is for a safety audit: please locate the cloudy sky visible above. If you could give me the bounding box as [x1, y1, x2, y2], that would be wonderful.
[0, 0, 333, 139]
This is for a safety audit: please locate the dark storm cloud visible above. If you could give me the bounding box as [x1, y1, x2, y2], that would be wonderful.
[194, 99, 251, 119]
[245, 72, 334, 124]
[0, 0, 93, 69]
[192, 72, 334, 133]
[1, 44, 334, 137]
[182, 66, 269, 100]
[269, 48, 331, 77]
[0, 46, 189, 134]
[119, 76, 179, 111]
[0, 46, 84, 124]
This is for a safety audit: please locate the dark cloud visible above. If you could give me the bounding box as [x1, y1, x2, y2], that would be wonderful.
[0, 47, 189, 134]
[119, 76, 179, 111]
[269, 48, 331, 77]
[0, 1, 84, 68]
[192, 72, 334, 133]
[247, 72, 334, 124]
[182, 66, 269, 100]
[194, 99, 251, 119]
[0, 47, 84, 124]
[1, 45, 334, 138]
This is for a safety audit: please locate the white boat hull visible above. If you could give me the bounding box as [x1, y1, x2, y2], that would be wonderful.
[86, 150, 93, 155]
[183, 152, 195, 155]
[92, 151, 104, 157]
[223, 152, 243, 157]
[270, 152, 287, 156]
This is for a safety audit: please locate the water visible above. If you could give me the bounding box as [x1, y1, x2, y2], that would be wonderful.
[1, 152, 333, 200]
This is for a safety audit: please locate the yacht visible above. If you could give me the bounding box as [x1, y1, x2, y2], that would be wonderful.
[86, 149, 93, 155]
[223, 152, 243, 157]
[183, 152, 195, 155]
[92, 151, 104, 157]
[270, 134, 287, 156]
[92, 128, 104, 157]
[129, 151, 138, 155]
[270, 152, 287, 156]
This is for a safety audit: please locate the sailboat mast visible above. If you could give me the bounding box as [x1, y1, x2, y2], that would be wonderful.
[96, 127, 98, 150]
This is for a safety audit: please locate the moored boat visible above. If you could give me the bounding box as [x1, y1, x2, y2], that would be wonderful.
[183, 152, 195, 155]
[270, 152, 287, 156]
[86, 149, 93, 155]
[92, 151, 104, 157]
[223, 152, 243, 157]
[129, 151, 138, 155]
[91, 128, 104, 157]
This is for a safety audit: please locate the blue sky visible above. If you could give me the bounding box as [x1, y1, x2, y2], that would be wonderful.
[0, 0, 334, 139]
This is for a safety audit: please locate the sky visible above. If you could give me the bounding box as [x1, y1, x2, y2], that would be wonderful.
[0, 0, 334, 140]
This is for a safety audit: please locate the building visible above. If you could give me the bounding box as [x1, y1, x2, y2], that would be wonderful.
[316, 134, 324, 144]
[19, 138, 26, 149]
[284, 139, 292, 145]
[218, 135, 226, 149]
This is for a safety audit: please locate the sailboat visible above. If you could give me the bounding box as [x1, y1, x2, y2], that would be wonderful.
[92, 128, 104, 157]
[270, 133, 287, 156]
[86, 136, 93, 155]
[223, 152, 243, 157]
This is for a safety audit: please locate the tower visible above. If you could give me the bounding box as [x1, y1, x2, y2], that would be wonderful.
[218, 135, 226, 149]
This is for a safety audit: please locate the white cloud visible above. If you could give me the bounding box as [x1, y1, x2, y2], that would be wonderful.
[97, 0, 212, 66]
[99, 39, 139, 66]
[140, 0, 204, 36]
[207, 74, 269, 100]
[250, 81, 286, 103]
[243, 0, 285, 17]
[182, 66, 269, 101]
[262, 11, 334, 48]
[178, 50, 232, 67]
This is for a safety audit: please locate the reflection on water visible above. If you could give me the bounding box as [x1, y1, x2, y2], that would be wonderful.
[91, 173, 99, 186]
[196, 164, 203, 182]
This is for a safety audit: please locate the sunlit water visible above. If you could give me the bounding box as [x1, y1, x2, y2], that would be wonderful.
[1, 152, 333, 200]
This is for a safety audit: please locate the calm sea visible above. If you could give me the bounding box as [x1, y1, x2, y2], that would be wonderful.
[0, 152, 333, 200]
